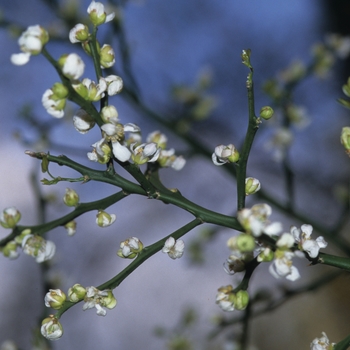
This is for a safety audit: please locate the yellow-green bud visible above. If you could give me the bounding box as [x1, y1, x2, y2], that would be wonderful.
[101, 290, 117, 309]
[340, 126, 350, 156]
[0, 207, 21, 228]
[342, 78, 350, 97]
[68, 283, 86, 302]
[2, 241, 18, 259]
[44, 289, 66, 309]
[241, 49, 252, 68]
[100, 44, 115, 68]
[245, 177, 261, 195]
[51, 83, 69, 99]
[63, 188, 79, 207]
[260, 106, 274, 120]
[257, 247, 274, 262]
[236, 234, 256, 252]
[232, 290, 249, 310]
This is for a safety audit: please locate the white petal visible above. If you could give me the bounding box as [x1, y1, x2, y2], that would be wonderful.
[11, 52, 31, 65]
[112, 142, 131, 162]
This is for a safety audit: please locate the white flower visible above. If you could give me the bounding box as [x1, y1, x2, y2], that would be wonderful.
[117, 237, 144, 259]
[83, 286, 117, 316]
[0, 207, 21, 228]
[325, 33, 350, 59]
[41, 317, 63, 341]
[96, 210, 116, 227]
[162, 237, 185, 259]
[157, 149, 186, 170]
[69, 23, 89, 43]
[105, 75, 123, 95]
[237, 204, 282, 237]
[291, 224, 327, 258]
[101, 105, 119, 124]
[60, 53, 85, 80]
[245, 177, 261, 195]
[269, 234, 300, 281]
[44, 289, 66, 309]
[212, 144, 239, 166]
[87, 138, 111, 164]
[265, 127, 293, 162]
[41, 89, 65, 118]
[130, 142, 160, 165]
[310, 332, 335, 350]
[11, 25, 49, 65]
[73, 108, 95, 133]
[87, 1, 115, 26]
[22, 235, 56, 263]
[146, 131, 168, 149]
[216, 285, 235, 311]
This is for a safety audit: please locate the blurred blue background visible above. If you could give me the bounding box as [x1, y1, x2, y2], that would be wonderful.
[0, 0, 349, 349]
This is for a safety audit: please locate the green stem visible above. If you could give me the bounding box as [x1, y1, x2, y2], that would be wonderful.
[317, 253, 350, 271]
[236, 67, 259, 211]
[0, 191, 127, 246]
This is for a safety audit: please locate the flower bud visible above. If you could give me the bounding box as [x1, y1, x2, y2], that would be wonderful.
[257, 247, 274, 262]
[259, 106, 274, 120]
[105, 75, 123, 95]
[245, 177, 261, 195]
[41, 316, 63, 341]
[51, 83, 69, 99]
[88, 1, 115, 26]
[2, 241, 19, 259]
[100, 44, 115, 68]
[232, 290, 249, 310]
[96, 210, 116, 227]
[63, 188, 79, 207]
[0, 207, 21, 228]
[340, 126, 350, 155]
[101, 290, 117, 309]
[73, 109, 95, 134]
[58, 53, 85, 80]
[146, 131, 168, 150]
[236, 234, 256, 252]
[212, 144, 240, 166]
[101, 105, 119, 124]
[45, 289, 67, 309]
[241, 49, 252, 68]
[68, 284, 87, 302]
[69, 23, 89, 43]
[65, 221, 77, 236]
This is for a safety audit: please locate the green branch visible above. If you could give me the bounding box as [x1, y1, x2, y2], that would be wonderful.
[55, 218, 202, 318]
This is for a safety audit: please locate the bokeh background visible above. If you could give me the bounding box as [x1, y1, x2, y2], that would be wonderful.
[0, 0, 349, 349]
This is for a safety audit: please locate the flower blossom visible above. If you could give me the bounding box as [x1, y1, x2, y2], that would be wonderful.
[0, 207, 21, 228]
[59, 53, 85, 80]
[22, 235, 56, 263]
[44, 289, 66, 310]
[83, 286, 117, 316]
[73, 109, 96, 134]
[310, 332, 335, 350]
[237, 204, 282, 237]
[291, 224, 327, 258]
[11, 25, 49, 65]
[87, 138, 111, 164]
[41, 316, 63, 341]
[269, 233, 301, 281]
[162, 237, 185, 259]
[117, 237, 144, 259]
[69, 23, 89, 43]
[105, 75, 123, 95]
[96, 210, 116, 227]
[130, 142, 161, 165]
[87, 1, 115, 26]
[212, 144, 239, 166]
